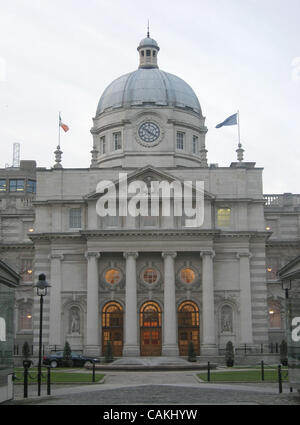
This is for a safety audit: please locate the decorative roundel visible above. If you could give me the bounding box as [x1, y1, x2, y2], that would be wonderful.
[138, 121, 160, 144]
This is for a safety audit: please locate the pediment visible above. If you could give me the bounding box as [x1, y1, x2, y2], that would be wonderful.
[85, 166, 215, 200]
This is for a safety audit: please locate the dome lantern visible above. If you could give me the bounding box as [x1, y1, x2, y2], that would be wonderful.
[137, 30, 160, 69]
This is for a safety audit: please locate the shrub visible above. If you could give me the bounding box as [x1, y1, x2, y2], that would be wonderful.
[22, 341, 31, 360]
[104, 341, 114, 363]
[188, 341, 197, 362]
[62, 341, 73, 367]
[225, 341, 234, 367]
[280, 340, 288, 366]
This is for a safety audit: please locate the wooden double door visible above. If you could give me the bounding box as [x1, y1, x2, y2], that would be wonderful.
[102, 302, 123, 357]
[140, 302, 162, 356]
[178, 301, 200, 356]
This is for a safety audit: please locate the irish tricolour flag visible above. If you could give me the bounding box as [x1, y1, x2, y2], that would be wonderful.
[59, 114, 69, 132]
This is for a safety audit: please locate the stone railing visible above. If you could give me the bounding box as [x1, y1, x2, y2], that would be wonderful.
[264, 194, 300, 208]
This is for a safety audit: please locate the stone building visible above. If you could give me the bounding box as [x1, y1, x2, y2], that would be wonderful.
[0, 34, 299, 359]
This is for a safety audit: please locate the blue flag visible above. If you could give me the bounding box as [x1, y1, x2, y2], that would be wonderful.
[216, 113, 238, 128]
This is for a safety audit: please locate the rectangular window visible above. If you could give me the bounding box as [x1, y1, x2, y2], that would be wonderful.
[9, 179, 25, 192]
[0, 179, 7, 192]
[113, 132, 122, 151]
[217, 208, 231, 227]
[106, 215, 119, 227]
[20, 259, 33, 282]
[100, 136, 106, 154]
[27, 180, 36, 193]
[69, 208, 82, 229]
[192, 136, 198, 154]
[146, 50, 151, 56]
[176, 132, 184, 150]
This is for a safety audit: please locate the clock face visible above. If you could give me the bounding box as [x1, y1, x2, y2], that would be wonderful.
[138, 122, 160, 143]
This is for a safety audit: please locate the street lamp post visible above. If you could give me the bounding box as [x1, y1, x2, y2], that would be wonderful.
[281, 279, 292, 299]
[34, 274, 51, 397]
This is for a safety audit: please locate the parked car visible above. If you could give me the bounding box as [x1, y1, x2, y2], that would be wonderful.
[43, 351, 100, 368]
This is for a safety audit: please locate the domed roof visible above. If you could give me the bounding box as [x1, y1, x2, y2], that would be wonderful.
[138, 37, 160, 50]
[96, 68, 202, 116]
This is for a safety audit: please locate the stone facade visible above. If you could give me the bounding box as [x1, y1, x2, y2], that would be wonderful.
[0, 35, 299, 359]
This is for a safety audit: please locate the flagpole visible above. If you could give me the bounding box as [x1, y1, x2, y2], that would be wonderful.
[237, 110, 241, 145]
[58, 112, 61, 148]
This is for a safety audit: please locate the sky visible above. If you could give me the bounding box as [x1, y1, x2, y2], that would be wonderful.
[0, 0, 299, 193]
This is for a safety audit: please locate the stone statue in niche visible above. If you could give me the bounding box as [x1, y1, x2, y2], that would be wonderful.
[221, 306, 233, 333]
[70, 307, 80, 334]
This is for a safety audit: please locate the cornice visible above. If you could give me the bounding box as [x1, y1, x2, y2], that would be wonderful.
[91, 120, 132, 135]
[167, 119, 208, 134]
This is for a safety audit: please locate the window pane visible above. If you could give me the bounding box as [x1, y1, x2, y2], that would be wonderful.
[105, 269, 121, 285]
[193, 136, 198, 154]
[20, 259, 33, 282]
[217, 208, 231, 227]
[177, 132, 184, 150]
[27, 180, 36, 193]
[100, 136, 106, 154]
[113, 132, 122, 150]
[69, 208, 82, 228]
[9, 179, 25, 192]
[0, 180, 7, 192]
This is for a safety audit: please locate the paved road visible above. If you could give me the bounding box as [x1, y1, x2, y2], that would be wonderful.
[5, 371, 300, 405]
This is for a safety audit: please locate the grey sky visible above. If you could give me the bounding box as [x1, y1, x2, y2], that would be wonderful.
[0, 0, 299, 193]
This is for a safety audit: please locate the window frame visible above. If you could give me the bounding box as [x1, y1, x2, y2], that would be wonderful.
[113, 131, 122, 151]
[0, 179, 7, 192]
[176, 131, 185, 151]
[192, 135, 198, 154]
[9, 179, 25, 192]
[217, 207, 231, 228]
[69, 207, 82, 229]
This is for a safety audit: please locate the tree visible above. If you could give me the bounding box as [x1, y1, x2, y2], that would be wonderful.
[62, 341, 73, 367]
[104, 341, 113, 363]
[225, 341, 234, 367]
[187, 341, 197, 362]
[22, 341, 31, 360]
[280, 340, 288, 366]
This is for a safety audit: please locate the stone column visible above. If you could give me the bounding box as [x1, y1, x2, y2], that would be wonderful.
[123, 252, 139, 356]
[85, 252, 100, 356]
[200, 250, 217, 355]
[237, 252, 253, 345]
[48, 254, 64, 350]
[162, 251, 179, 356]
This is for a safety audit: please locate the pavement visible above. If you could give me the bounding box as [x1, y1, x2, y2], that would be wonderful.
[3, 370, 300, 405]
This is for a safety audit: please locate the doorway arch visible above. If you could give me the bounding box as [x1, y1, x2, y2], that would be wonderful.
[140, 301, 162, 356]
[178, 301, 200, 356]
[102, 301, 123, 357]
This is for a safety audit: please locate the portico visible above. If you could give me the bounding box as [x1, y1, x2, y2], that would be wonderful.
[82, 243, 219, 357]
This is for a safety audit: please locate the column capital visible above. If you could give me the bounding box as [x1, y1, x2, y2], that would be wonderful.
[162, 251, 177, 259]
[200, 250, 215, 259]
[48, 254, 64, 261]
[85, 251, 101, 260]
[236, 252, 252, 259]
[123, 252, 139, 260]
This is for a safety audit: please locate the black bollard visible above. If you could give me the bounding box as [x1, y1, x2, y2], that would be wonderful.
[47, 366, 51, 395]
[92, 362, 96, 383]
[23, 365, 28, 399]
[278, 365, 282, 394]
[261, 360, 264, 381]
[207, 361, 210, 382]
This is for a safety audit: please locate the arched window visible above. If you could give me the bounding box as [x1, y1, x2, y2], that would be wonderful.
[268, 301, 282, 328]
